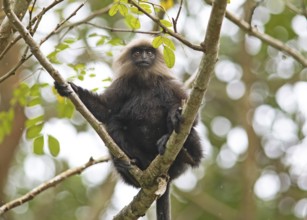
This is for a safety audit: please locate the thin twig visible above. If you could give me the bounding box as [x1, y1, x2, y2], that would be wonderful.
[0, 157, 109, 215]
[0, 52, 31, 83]
[225, 10, 307, 67]
[0, 0, 64, 62]
[0, 1, 90, 83]
[172, 0, 183, 33]
[86, 22, 162, 35]
[129, 0, 204, 52]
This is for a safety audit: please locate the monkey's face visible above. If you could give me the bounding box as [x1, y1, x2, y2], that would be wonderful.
[131, 46, 156, 68]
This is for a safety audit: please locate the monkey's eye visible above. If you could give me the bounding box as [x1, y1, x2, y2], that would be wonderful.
[133, 50, 141, 57]
[146, 50, 155, 57]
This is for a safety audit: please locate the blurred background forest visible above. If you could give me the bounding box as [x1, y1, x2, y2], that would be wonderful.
[0, 0, 307, 219]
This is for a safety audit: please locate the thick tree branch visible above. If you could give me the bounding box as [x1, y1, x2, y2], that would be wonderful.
[0, 157, 109, 215]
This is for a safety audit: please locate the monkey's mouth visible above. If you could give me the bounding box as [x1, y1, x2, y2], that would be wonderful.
[136, 61, 151, 67]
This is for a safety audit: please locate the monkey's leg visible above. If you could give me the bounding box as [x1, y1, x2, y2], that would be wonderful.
[156, 182, 171, 220]
[182, 129, 203, 167]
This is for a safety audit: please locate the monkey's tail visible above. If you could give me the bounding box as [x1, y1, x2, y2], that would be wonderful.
[156, 183, 170, 220]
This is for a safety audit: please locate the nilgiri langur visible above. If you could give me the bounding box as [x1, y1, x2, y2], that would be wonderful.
[54, 38, 202, 220]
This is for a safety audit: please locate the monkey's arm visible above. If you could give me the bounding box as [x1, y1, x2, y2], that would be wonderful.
[54, 82, 109, 123]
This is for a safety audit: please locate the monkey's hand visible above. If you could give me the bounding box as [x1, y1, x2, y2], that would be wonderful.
[169, 106, 183, 133]
[113, 157, 141, 187]
[54, 81, 79, 97]
[157, 134, 170, 155]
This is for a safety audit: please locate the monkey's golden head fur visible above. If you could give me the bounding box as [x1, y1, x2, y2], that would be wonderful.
[112, 38, 171, 79]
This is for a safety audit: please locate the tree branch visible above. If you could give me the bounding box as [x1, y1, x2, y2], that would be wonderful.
[0, 0, 32, 52]
[0, 157, 109, 215]
[225, 8, 307, 67]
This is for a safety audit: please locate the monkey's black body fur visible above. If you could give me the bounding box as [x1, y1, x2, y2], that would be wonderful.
[55, 39, 202, 220]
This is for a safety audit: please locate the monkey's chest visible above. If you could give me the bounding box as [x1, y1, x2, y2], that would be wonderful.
[117, 93, 168, 140]
[120, 91, 167, 121]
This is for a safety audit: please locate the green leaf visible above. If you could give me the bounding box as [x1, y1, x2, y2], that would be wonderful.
[108, 38, 124, 46]
[26, 123, 43, 139]
[56, 43, 69, 51]
[163, 46, 175, 68]
[64, 37, 77, 44]
[26, 115, 44, 128]
[33, 135, 44, 155]
[162, 37, 175, 50]
[139, 3, 152, 13]
[118, 4, 128, 16]
[160, 19, 172, 27]
[47, 51, 61, 64]
[48, 135, 60, 157]
[57, 100, 74, 118]
[88, 33, 98, 37]
[152, 36, 163, 48]
[27, 97, 41, 107]
[109, 4, 119, 16]
[96, 36, 107, 46]
[125, 15, 141, 29]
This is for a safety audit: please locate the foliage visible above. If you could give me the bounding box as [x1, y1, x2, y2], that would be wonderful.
[0, 0, 307, 220]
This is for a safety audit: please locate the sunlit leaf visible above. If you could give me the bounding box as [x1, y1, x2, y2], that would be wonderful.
[108, 38, 124, 46]
[125, 15, 141, 29]
[57, 100, 74, 118]
[163, 46, 175, 68]
[64, 37, 77, 44]
[160, 19, 172, 27]
[118, 4, 128, 16]
[152, 36, 163, 48]
[162, 37, 175, 50]
[161, 0, 174, 10]
[27, 97, 41, 107]
[26, 115, 44, 128]
[26, 123, 43, 139]
[139, 3, 152, 13]
[48, 135, 60, 157]
[47, 51, 61, 64]
[56, 43, 69, 51]
[109, 4, 119, 16]
[33, 135, 44, 155]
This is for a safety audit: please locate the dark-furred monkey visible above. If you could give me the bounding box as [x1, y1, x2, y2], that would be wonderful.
[55, 38, 202, 220]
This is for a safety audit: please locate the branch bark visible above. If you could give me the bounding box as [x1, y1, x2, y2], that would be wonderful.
[0, 0, 32, 52]
[0, 157, 109, 215]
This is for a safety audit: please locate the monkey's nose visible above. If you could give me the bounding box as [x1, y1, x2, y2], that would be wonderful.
[141, 51, 147, 59]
